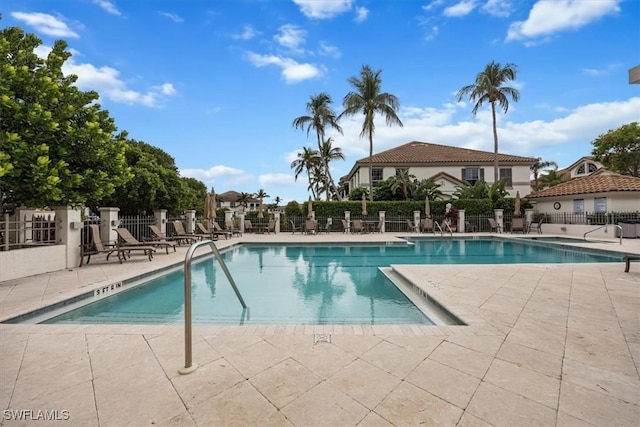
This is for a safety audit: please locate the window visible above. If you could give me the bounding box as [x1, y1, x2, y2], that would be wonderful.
[372, 168, 383, 187]
[594, 197, 607, 213]
[588, 163, 598, 173]
[461, 168, 484, 185]
[573, 199, 584, 214]
[499, 168, 513, 187]
[577, 164, 585, 175]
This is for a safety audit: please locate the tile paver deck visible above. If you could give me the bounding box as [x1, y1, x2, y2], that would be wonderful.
[1, 232, 639, 426]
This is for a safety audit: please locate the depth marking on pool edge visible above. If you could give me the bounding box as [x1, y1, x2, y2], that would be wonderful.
[314, 334, 331, 344]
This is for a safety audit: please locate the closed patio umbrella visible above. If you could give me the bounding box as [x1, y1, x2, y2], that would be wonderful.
[204, 193, 211, 220]
[425, 196, 431, 219]
[210, 189, 217, 219]
[307, 196, 313, 218]
[362, 193, 367, 216]
[514, 191, 521, 216]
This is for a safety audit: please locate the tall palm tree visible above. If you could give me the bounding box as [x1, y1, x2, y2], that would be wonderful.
[414, 178, 443, 201]
[530, 157, 558, 191]
[237, 192, 253, 211]
[389, 168, 416, 200]
[456, 61, 520, 183]
[290, 147, 321, 200]
[340, 65, 403, 201]
[293, 93, 344, 200]
[319, 137, 345, 200]
[538, 169, 566, 189]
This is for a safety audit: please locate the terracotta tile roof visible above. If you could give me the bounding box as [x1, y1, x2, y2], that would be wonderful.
[355, 141, 537, 165]
[527, 174, 640, 199]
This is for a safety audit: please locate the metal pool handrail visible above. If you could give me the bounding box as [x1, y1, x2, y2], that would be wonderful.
[180, 239, 247, 375]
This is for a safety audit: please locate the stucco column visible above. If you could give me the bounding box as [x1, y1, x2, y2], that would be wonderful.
[154, 209, 168, 234]
[379, 211, 386, 233]
[525, 209, 534, 231]
[495, 209, 504, 232]
[458, 209, 466, 233]
[238, 211, 246, 233]
[99, 207, 119, 243]
[344, 211, 351, 233]
[185, 210, 196, 233]
[274, 212, 280, 233]
[413, 211, 421, 233]
[52, 206, 82, 269]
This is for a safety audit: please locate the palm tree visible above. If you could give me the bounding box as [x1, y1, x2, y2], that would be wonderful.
[538, 169, 566, 189]
[456, 61, 520, 183]
[319, 137, 345, 200]
[273, 196, 282, 207]
[237, 192, 253, 211]
[389, 169, 416, 200]
[340, 65, 403, 201]
[530, 157, 558, 191]
[293, 93, 344, 200]
[290, 147, 321, 200]
[414, 178, 443, 201]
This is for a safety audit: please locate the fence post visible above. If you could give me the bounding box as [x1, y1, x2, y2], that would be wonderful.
[413, 211, 421, 233]
[274, 212, 280, 233]
[458, 209, 465, 233]
[379, 211, 386, 233]
[495, 209, 504, 232]
[155, 209, 167, 234]
[185, 210, 196, 233]
[345, 211, 351, 233]
[238, 211, 246, 233]
[52, 206, 82, 269]
[99, 207, 120, 243]
[525, 209, 534, 229]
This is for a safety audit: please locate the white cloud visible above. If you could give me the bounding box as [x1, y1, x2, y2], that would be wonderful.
[245, 52, 325, 83]
[205, 106, 222, 115]
[274, 24, 307, 53]
[443, 0, 477, 17]
[481, 0, 512, 17]
[93, 0, 121, 16]
[354, 7, 369, 23]
[180, 165, 245, 180]
[231, 25, 260, 41]
[292, 0, 353, 19]
[507, 0, 622, 42]
[423, 0, 446, 12]
[318, 42, 341, 58]
[160, 12, 184, 23]
[11, 12, 79, 38]
[259, 173, 296, 187]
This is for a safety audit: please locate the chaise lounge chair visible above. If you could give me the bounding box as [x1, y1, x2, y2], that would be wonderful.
[114, 227, 176, 254]
[197, 222, 233, 240]
[81, 224, 154, 266]
[211, 221, 234, 238]
[173, 220, 208, 241]
[488, 218, 503, 233]
[149, 224, 197, 246]
[225, 220, 242, 236]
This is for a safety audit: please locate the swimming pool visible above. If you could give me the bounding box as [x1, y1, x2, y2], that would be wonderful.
[40, 238, 621, 325]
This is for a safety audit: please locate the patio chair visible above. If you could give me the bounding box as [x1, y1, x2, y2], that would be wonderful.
[149, 224, 197, 246]
[80, 224, 153, 266]
[320, 219, 332, 234]
[224, 219, 242, 236]
[289, 219, 299, 234]
[211, 221, 234, 239]
[510, 217, 525, 233]
[114, 227, 176, 254]
[529, 218, 543, 234]
[352, 219, 364, 234]
[173, 220, 208, 241]
[488, 218, 503, 233]
[464, 220, 476, 232]
[373, 219, 383, 233]
[244, 220, 254, 233]
[195, 222, 223, 240]
[420, 218, 434, 233]
[341, 219, 350, 234]
[304, 219, 317, 235]
[264, 219, 276, 234]
[406, 218, 416, 232]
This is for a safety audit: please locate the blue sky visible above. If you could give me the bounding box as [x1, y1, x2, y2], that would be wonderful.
[3, 0, 639, 204]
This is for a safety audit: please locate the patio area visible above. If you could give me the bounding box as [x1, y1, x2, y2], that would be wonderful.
[1, 232, 639, 426]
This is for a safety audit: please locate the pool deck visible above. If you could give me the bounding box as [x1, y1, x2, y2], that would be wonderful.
[1, 232, 639, 426]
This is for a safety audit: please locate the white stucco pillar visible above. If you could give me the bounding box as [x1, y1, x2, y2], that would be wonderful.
[238, 211, 246, 233]
[379, 211, 386, 233]
[495, 209, 504, 232]
[154, 209, 168, 234]
[274, 212, 280, 233]
[413, 211, 421, 233]
[344, 211, 351, 233]
[52, 206, 82, 269]
[99, 207, 119, 243]
[458, 209, 466, 233]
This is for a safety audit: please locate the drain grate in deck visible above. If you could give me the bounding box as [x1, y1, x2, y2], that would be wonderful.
[313, 334, 331, 344]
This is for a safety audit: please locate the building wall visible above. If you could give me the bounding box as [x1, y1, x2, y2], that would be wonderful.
[349, 163, 532, 197]
[533, 192, 640, 214]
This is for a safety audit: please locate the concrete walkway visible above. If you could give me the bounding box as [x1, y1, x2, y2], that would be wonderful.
[1, 232, 639, 426]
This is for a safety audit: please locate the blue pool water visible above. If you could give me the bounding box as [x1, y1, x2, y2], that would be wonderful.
[43, 239, 621, 325]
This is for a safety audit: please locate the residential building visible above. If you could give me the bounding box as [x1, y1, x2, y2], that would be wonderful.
[342, 141, 537, 198]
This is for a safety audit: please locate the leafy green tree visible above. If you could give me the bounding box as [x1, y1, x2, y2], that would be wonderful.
[292, 93, 344, 200]
[0, 26, 130, 208]
[290, 147, 321, 200]
[180, 177, 207, 216]
[487, 179, 508, 202]
[371, 178, 402, 201]
[340, 65, 403, 201]
[456, 61, 520, 183]
[453, 180, 488, 199]
[530, 157, 558, 191]
[347, 186, 369, 201]
[591, 122, 640, 177]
